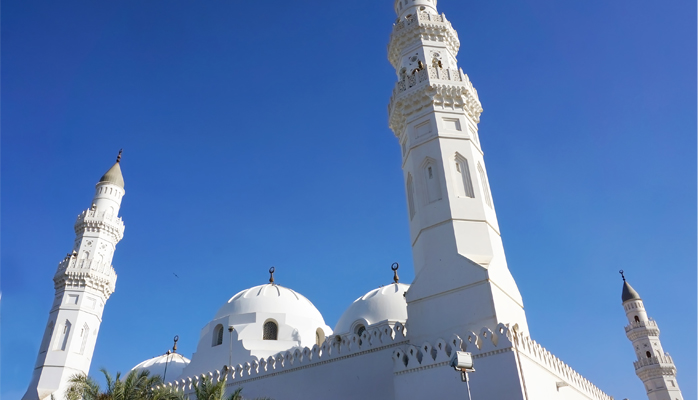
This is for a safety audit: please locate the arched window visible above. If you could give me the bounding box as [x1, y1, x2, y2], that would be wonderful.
[315, 328, 325, 346]
[454, 153, 475, 198]
[263, 320, 278, 340]
[406, 174, 416, 219]
[634, 315, 640, 323]
[355, 325, 366, 337]
[477, 162, 493, 208]
[212, 324, 224, 346]
[646, 351, 652, 358]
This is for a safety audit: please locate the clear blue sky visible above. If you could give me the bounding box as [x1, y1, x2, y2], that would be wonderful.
[2, 0, 696, 399]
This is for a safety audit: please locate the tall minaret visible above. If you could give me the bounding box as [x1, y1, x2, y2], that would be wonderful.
[620, 271, 684, 400]
[23, 153, 126, 400]
[387, 0, 528, 342]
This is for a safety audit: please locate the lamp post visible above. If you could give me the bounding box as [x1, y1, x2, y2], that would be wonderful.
[228, 326, 234, 367]
[449, 351, 475, 400]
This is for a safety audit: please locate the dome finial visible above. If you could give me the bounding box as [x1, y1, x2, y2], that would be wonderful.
[116, 149, 123, 163]
[172, 335, 179, 353]
[269, 266, 275, 284]
[619, 269, 626, 281]
[391, 262, 399, 283]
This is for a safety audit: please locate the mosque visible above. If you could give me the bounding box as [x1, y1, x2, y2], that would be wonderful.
[22, 1, 684, 400]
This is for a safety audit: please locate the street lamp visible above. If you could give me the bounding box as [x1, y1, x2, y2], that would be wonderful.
[228, 326, 234, 367]
[450, 351, 475, 400]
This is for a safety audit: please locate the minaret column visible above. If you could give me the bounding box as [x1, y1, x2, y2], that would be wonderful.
[620, 271, 684, 400]
[23, 153, 125, 400]
[387, 0, 528, 342]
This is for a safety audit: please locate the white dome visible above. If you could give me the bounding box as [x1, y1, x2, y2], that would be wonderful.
[215, 284, 324, 321]
[131, 353, 190, 381]
[181, 283, 331, 378]
[334, 283, 410, 335]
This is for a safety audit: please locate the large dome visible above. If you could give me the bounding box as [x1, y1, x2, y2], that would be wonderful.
[334, 283, 410, 335]
[180, 283, 331, 379]
[131, 353, 190, 382]
[215, 284, 324, 321]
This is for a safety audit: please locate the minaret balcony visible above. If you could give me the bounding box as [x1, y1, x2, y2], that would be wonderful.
[633, 353, 676, 372]
[54, 256, 117, 283]
[388, 12, 459, 69]
[74, 208, 125, 239]
[625, 319, 660, 340]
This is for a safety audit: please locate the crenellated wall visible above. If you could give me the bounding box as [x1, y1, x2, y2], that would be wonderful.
[163, 322, 409, 400]
[392, 323, 614, 400]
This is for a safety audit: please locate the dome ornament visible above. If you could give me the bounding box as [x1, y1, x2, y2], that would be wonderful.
[392, 262, 400, 283]
[269, 266, 275, 284]
[172, 335, 179, 353]
[619, 270, 626, 282]
[116, 149, 123, 163]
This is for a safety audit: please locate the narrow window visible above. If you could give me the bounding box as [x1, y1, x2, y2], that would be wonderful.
[40, 321, 54, 353]
[646, 351, 652, 358]
[263, 320, 278, 340]
[477, 162, 493, 208]
[454, 154, 475, 198]
[55, 320, 71, 351]
[424, 161, 442, 203]
[212, 324, 224, 346]
[634, 315, 640, 323]
[407, 174, 416, 219]
[79, 324, 90, 354]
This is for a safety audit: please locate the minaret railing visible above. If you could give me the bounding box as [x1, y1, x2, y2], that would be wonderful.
[633, 353, 676, 370]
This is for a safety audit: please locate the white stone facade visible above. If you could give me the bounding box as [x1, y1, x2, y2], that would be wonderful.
[23, 159, 125, 400]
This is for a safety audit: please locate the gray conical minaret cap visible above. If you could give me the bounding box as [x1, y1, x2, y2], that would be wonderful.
[621, 278, 641, 303]
[98, 150, 125, 188]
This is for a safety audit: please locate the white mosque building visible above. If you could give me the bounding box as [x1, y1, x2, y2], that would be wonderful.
[22, 1, 684, 400]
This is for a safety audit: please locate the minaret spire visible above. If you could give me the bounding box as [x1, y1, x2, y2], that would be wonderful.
[23, 158, 126, 400]
[387, 0, 528, 341]
[621, 274, 684, 400]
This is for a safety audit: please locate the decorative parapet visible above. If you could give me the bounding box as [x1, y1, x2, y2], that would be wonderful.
[624, 319, 660, 340]
[74, 208, 125, 241]
[161, 322, 409, 394]
[391, 324, 613, 400]
[388, 66, 482, 136]
[388, 12, 460, 69]
[633, 354, 676, 371]
[53, 256, 117, 297]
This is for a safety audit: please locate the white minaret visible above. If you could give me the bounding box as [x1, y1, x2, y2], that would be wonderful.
[23, 152, 126, 400]
[620, 271, 684, 400]
[387, 0, 528, 342]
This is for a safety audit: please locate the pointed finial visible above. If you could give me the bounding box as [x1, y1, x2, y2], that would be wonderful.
[391, 262, 400, 283]
[619, 270, 626, 281]
[116, 149, 123, 163]
[269, 266, 275, 284]
[173, 335, 179, 353]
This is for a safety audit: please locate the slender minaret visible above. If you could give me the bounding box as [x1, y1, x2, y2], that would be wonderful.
[620, 271, 683, 400]
[23, 153, 126, 400]
[387, 0, 528, 341]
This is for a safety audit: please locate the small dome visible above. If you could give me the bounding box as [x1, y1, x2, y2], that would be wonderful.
[334, 283, 410, 335]
[99, 162, 124, 188]
[215, 284, 324, 321]
[131, 353, 190, 381]
[622, 281, 641, 302]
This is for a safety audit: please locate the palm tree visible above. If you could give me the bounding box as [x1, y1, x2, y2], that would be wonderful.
[191, 375, 246, 400]
[64, 368, 183, 400]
